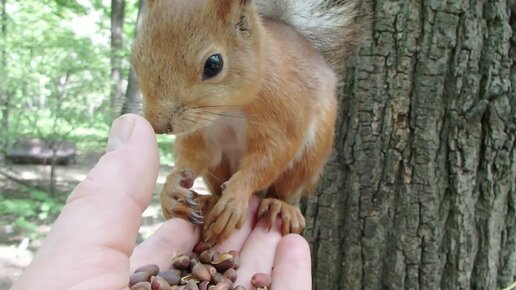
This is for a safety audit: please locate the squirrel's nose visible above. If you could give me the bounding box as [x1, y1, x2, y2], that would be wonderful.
[153, 124, 173, 134]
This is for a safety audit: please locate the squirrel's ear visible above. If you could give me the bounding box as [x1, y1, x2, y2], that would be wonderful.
[213, 0, 253, 22]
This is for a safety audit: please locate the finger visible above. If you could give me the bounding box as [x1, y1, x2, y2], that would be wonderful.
[234, 217, 282, 288]
[130, 219, 200, 272]
[11, 114, 159, 290]
[214, 196, 259, 253]
[271, 234, 311, 290]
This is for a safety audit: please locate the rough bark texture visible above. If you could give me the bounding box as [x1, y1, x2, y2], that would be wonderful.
[303, 1, 516, 289]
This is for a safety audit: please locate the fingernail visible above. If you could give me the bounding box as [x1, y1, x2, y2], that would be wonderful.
[106, 115, 136, 152]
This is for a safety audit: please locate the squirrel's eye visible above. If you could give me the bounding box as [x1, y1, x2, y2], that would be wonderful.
[203, 54, 224, 80]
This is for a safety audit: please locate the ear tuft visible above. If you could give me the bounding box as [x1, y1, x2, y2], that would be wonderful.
[214, 0, 252, 21]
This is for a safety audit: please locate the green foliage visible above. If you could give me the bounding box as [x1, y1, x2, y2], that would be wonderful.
[157, 134, 175, 165]
[1, 0, 140, 153]
[0, 0, 145, 242]
[0, 186, 64, 240]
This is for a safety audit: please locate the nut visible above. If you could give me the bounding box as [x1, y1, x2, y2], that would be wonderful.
[206, 264, 217, 275]
[190, 257, 200, 269]
[129, 272, 152, 287]
[184, 280, 199, 290]
[234, 286, 246, 290]
[172, 255, 191, 270]
[210, 273, 233, 289]
[211, 282, 229, 290]
[251, 273, 272, 288]
[193, 242, 212, 254]
[134, 264, 160, 276]
[228, 251, 240, 270]
[223, 268, 237, 283]
[199, 250, 216, 264]
[158, 270, 181, 286]
[151, 275, 172, 290]
[181, 274, 200, 285]
[212, 253, 234, 272]
[192, 263, 212, 282]
[198, 281, 210, 290]
[131, 281, 152, 290]
[211, 272, 224, 285]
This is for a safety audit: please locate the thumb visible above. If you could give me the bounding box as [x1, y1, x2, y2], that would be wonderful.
[69, 113, 159, 207]
[12, 114, 160, 290]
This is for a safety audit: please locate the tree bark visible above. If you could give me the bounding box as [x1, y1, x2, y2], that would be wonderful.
[1, 0, 9, 150]
[111, 0, 125, 115]
[121, 0, 145, 115]
[304, 1, 516, 290]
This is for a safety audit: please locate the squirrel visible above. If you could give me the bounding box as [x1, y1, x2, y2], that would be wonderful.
[131, 0, 362, 244]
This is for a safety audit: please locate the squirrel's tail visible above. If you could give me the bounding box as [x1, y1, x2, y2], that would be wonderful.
[255, 0, 364, 70]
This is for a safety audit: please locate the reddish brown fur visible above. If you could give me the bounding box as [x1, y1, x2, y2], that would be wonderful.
[214, 0, 233, 20]
[132, 0, 338, 243]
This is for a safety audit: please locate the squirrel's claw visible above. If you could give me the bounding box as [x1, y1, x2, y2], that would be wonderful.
[257, 198, 306, 235]
[189, 210, 204, 225]
[183, 190, 199, 208]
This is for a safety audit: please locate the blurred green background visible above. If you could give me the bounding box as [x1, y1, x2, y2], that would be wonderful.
[0, 1, 171, 287]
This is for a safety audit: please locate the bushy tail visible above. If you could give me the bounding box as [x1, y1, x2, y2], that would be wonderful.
[254, 0, 364, 70]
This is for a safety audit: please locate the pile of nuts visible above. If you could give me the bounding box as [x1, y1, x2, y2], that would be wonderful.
[129, 243, 272, 290]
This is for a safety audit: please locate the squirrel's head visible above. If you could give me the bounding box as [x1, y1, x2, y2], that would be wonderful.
[132, 0, 264, 135]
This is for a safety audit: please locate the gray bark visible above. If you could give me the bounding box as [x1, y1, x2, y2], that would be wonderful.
[303, 1, 516, 289]
[111, 0, 125, 115]
[1, 0, 9, 150]
[121, 0, 145, 115]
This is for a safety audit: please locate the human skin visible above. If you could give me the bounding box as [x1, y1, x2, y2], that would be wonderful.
[10, 114, 311, 290]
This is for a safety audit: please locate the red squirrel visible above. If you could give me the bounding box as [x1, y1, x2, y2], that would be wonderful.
[132, 0, 361, 244]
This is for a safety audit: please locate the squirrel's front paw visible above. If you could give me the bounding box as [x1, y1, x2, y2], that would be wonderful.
[202, 193, 248, 244]
[257, 198, 305, 235]
[160, 170, 203, 225]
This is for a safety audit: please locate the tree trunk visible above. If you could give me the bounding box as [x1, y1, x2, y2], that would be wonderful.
[303, 1, 516, 290]
[121, 0, 145, 115]
[111, 0, 125, 115]
[1, 0, 9, 150]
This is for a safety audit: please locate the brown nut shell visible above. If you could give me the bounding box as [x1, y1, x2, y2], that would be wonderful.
[211, 272, 224, 285]
[181, 274, 200, 285]
[158, 270, 181, 286]
[192, 262, 212, 282]
[199, 249, 216, 264]
[206, 264, 217, 275]
[184, 280, 199, 290]
[212, 253, 234, 272]
[251, 273, 272, 288]
[193, 242, 212, 254]
[228, 250, 240, 269]
[211, 282, 229, 290]
[234, 286, 246, 290]
[198, 281, 210, 290]
[134, 264, 160, 276]
[131, 281, 152, 290]
[130, 272, 152, 287]
[223, 268, 237, 283]
[151, 275, 172, 290]
[172, 255, 191, 270]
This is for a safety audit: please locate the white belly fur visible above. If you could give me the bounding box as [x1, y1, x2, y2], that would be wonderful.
[201, 111, 247, 173]
[201, 111, 318, 175]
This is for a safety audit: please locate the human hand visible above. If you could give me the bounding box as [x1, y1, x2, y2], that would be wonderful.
[11, 114, 311, 290]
